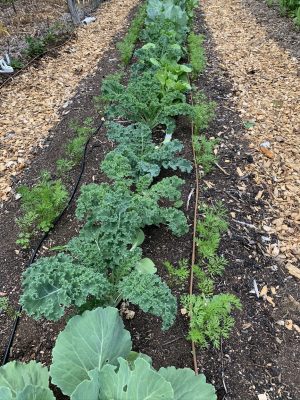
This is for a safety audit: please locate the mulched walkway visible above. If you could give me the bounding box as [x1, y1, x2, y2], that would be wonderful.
[0, 0, 139, 201]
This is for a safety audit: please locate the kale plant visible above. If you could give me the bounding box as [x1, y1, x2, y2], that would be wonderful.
[101, 71, 193, 135]
[101, 122, 192, 181]
[21, 177, 188, 329]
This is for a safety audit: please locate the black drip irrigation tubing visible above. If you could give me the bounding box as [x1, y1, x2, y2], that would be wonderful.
[1, 118, 105, 366]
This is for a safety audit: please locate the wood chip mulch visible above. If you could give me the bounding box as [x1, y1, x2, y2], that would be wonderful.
[0, 0, 139, 202]
[202, 0, 300, 269]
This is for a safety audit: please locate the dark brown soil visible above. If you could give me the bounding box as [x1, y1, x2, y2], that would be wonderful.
[0, 3, 299, 400]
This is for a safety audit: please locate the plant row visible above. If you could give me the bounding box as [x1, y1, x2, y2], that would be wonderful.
[1, 0, 240, 398]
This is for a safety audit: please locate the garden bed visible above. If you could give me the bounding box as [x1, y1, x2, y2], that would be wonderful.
[0, 1, 299, 400]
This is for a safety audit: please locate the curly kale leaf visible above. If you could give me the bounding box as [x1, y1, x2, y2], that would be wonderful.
[101, 122, 192, 181]
[101, 72, 193, 134]
[76, 177, 188, 238]
[20, 254, 111, 320]
[118, 271, 177, 330]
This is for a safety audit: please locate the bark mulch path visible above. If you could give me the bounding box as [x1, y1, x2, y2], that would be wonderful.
[199, 1, 300, 398]
[0, 0, 139, 202]
[202, 0, 300, 275]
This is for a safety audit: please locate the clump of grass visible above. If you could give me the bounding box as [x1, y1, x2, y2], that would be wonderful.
[16, 171, 68, 248]
[116, 4, 147, 65]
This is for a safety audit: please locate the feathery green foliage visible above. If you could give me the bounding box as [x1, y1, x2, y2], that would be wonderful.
[116, 4, 147, 64]
[182, 293, 242, 348]
[193, 134, 218, 174]
[56, 117, 94, 175]
[192, 92, 216, 133]
[16, 172, 68, 248]
[188, 32, 206, 76]
[193, 265, 214, 296]
[164, 258, 189, 285]
[196, 202, 228, 259]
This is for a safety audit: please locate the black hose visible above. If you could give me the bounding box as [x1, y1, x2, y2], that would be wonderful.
[1, 118, 105, 366]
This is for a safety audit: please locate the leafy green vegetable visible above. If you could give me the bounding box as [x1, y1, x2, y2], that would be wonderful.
[101, 72, 193, 135]
[182, 294, 242, 348]
[50, 307, 132, 396]
[52, 307, 216, 399]
[118, 271, 177, 330]
[21, 178, 186, 327]
[0, 361, 54, 400]
[101, 122, 192, 181]
[20, 254, 111, 320]
[72, 357, 173, 400]
[146, 0, 189, 36]
[158, 366, 216, 399]
[132, 39, 183, 75]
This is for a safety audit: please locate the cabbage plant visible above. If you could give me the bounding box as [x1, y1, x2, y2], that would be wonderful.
[0, 308, 216, 399]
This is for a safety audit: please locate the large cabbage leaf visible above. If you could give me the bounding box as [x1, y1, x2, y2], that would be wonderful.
[17, 385, 55, 400]
[0, 387, 12, 400]
[50, 307, 132, 396]
[71, 357, 174, 400]
[0, 361, 50, 398]
[158, 366, 217, 400]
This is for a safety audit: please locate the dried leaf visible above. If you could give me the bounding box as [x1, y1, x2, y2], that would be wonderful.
[286, 263, 300, 280]
[285, 320, 293, 330]
[260, 285, 268, 297]
[266, 296, 275, 307]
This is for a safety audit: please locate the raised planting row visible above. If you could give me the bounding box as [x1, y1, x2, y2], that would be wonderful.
[1, 0, 241, 398]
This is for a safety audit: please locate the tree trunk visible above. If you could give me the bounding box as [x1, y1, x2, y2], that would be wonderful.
[67, 0, 81, 25]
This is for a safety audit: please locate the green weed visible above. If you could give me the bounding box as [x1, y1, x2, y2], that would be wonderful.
[25, 36, 45, 58]
[0, 296, 19, 319]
